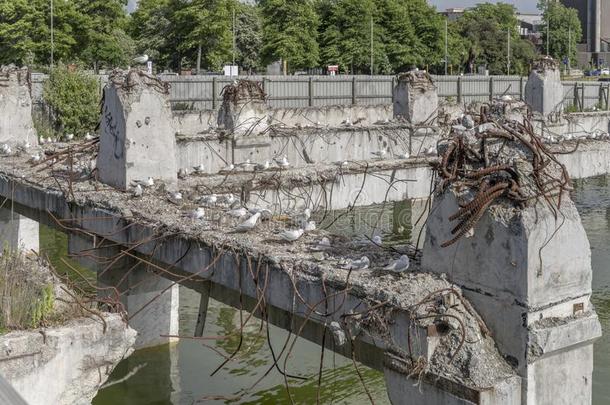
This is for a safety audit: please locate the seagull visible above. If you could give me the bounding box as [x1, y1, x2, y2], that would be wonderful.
[47, 137, 53, 144]
[39, 137, 47, 144]
[293, 208, 312, 227]
[249, 207, 273, 221]
[168, 191, 183, 204]
[133, 54, 149, 64]
[340, 256, 370, 271]
[237, 159, 255, 169]
[462, 115, 475, 129]
[220, 163, 235, 172]
[193, 164, 205, 173]
[371, 150, 387, 160]
[200, 194, 217, 206]
[274, 156, 290, 169]
[30, 154, 41, 163]
[426, 146, 437, 156]
[22, 141, 31, 149]
[372, 235, 382, 245]
[235, 212, 261, 232]
[0, 144, 11, 155]
[224, 193, 237, 206]
[133, 177, 154, 188]
[313, 237, 331, 251]
[187, 207, 205, 220]
[132, 184, 143, 197]
[383, 255, 411, 273]
[396, 152, 410, 159]
[336, 161, 349, 168]
[84, 133, 94, 141]
[255, 160, 270, 171]
[227, 207, 248, 218]
[279, 229, 304, 242]
[178, 168, 189, 179]
[304, 221, 316, 232]
[64, 133, 74, 141]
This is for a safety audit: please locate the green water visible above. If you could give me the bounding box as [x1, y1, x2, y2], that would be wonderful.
[36, 180, 610, 404]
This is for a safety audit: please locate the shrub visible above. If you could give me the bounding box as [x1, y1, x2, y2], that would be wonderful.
[43, 65, 100, 137]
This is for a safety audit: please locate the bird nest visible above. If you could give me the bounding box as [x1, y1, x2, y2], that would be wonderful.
[433, 104, 573, 247]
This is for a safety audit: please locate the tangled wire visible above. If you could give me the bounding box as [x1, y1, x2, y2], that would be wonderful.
[435, 104, 574, 248]
[220, 79, 266, 104]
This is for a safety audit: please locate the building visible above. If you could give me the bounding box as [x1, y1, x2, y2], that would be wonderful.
[560, 0, 610, 66]
[441, 8, 465, 22]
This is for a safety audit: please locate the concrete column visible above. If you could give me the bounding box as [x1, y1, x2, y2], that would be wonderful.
[422, 189, 602, 404]
[524, 58, 564, 118]
[393, 71, 438, 125]
[98, 69, 178, 190]
[68, 233, 179, 349]
[0, 207, 38, 252]
[0, 66, 37, 146]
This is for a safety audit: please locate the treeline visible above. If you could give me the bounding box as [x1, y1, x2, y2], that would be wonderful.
[0, 0, 581, 75]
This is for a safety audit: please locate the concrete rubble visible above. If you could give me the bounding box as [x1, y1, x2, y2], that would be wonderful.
[0, 256, 136, 405]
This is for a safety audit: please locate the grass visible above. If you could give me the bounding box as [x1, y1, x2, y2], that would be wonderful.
[0, 249, 58, 333]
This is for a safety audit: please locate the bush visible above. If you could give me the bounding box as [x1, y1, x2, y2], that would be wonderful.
[43, 65, 100, 137]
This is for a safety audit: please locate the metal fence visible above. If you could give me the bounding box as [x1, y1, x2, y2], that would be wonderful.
[29, 73, 610, 113]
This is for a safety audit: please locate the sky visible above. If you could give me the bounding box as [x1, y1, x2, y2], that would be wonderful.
[430, 0, 540, 13]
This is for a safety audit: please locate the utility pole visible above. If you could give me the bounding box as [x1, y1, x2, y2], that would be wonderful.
[370, 15, 374, 76]
[232, 7, 236, 67]
[546, 0, 550, 56]
[568, 26, 572, 74]
[445, 18, 448, 75]
[507, 28, 511, 75]
[50, 0, 54, 70]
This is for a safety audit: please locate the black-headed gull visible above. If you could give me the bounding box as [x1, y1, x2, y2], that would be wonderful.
[193, 164, 205, 173]
[235, 212, 261, 232]
[187, 207, 205, 220]
[383, 255, 410, 273]
[200, 194, 217, 206]
[340, 256, 370, 271]
[132, 184, 143, 197]
[274, 156, 290, 169]
[279, 229, 304, 242]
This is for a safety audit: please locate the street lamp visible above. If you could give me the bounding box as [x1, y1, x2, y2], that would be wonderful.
[50, 0, 54, 69]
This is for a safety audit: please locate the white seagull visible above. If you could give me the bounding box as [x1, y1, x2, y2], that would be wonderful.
[371, 150, 387, 160]
[255, 160, 270, 171]
[227, 207, 248, 218]
[193, 164, 205, 173]
[313, 237, 331, 251]
[340, 256, 370, 271]
[274, 156, 290, 169]
[372, 235, 382, 245]
[304, 221, 316, 232]
[383, 255, 411, 273]
[30, 153, 41, 163]
[200, 194, 217, 206]
[220, 163, 235, 172]
[279, 229, 304, 242]
[235, 212, 261, 232]
[396, 152, 410, 159]
[65, 133, 74, 141]
[84, 133, 94, 141]
[187, 207, 205, 220]
[132, 184, 143, 197]
[224, 193, 237, 206]
[0, 144, 11, 155]
[249, 207, 273, 221]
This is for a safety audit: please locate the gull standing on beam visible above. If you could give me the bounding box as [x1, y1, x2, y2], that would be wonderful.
[383, 255, 411, 273]
[274, 156, 290, 169]
[371, 150, 387, 160]
[340, 256, 370, 271]
[235, 212, 261, 232]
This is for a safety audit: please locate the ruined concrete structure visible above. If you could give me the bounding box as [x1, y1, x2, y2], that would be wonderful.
[98, 70, 178, 190]
[1, 64, 610, 404]
[0, 66, 36, 146]
[525, 57, 565, 118]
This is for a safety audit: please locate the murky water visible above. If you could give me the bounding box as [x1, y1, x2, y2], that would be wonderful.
[37, 177, 610, 404]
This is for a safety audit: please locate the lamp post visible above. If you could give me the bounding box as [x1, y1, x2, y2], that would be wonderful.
[50, 0, 54, 70]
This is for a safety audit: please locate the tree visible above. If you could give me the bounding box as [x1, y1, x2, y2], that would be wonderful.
[260, 0, 319, 72]
[73, 0, 134, 71]
[129, 0, 178, 71]
[235, 3, 262, 73]
[405, 0, 445, 71]
[457, 3, 536, 75]
[173, 0, 233, 72]
[538, 1, 582, 66]
[318, 0, 388, 74]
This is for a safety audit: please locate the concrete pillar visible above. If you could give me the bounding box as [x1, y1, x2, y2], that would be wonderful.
[524, 58, 564, 118]
[422, 189, 602, 404]
[393, 71, 438, 125]
[68, 233, 179, 349]
[98, 69, 178, 190]
[0, 207, 39, 252]
[0, 66, 37, 146]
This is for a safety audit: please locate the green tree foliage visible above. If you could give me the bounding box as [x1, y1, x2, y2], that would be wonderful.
[235, 3, 262, 74]
[538, 1, 582, 65]
[43, 66, 100, 136]
[260, 0, 319, 71]
[457, 3, 536, 75]
[129, 0, 177, 71]
[73, 0, 134, 71]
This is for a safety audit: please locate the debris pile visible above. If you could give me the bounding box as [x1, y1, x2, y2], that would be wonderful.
[434, 102, 572, 247]
[107, 69, 169, 95]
